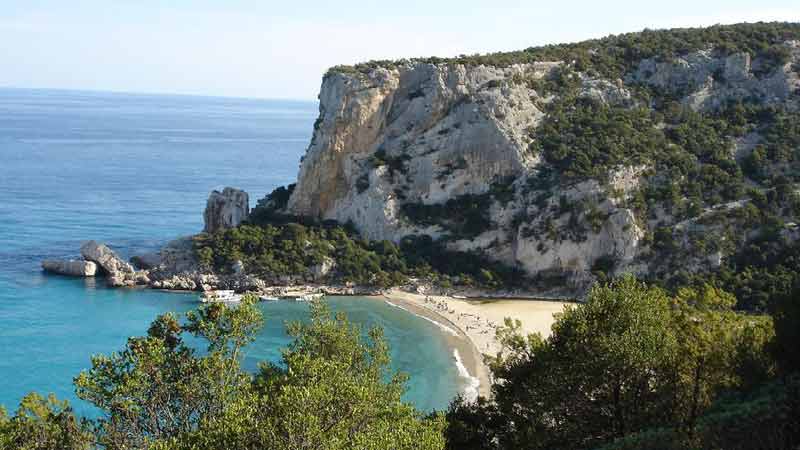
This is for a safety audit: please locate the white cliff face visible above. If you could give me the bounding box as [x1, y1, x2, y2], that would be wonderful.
[630, 45, 800, 110]
[286, 62, 648, 284]
[287, 63, 554, 239]
[204, 187, 250, 234]
[284, 42, 800, 287]
[288, 63, 644, 284]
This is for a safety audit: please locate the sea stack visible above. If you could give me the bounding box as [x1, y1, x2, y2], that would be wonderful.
[80, 240, 135, 275]
[203, 187, 250, 234]
[41, 259, 98, 277]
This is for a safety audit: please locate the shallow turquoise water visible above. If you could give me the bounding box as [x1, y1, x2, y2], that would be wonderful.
[0, 88, 462, 414]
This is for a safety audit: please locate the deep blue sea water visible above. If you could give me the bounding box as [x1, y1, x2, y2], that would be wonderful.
[0, 88, 462, 415]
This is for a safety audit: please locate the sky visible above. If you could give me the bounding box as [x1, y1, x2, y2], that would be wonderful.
[0, 1, 798, 100]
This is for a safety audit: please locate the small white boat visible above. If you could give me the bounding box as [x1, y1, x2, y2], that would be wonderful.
[452, 295, 467, 299]
[295, 293, 324, 302]
[201, 290, 242, 303]
[260, 295, 280, 302]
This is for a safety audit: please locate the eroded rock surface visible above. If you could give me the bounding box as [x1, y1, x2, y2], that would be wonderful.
[283, 63, 647, 289]
[204, 187, 250, 234]
[42, 260, 98, 277]
[80, 241, 134, 275]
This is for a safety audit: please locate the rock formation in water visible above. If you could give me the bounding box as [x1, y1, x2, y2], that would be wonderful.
[204, 187, 250, 234]
[80, 241, 134, 274]
[80, 240, 142, 286]
[41, 259, 98, 277]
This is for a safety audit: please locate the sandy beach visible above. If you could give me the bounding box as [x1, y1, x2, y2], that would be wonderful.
[378, 289, 573, 399]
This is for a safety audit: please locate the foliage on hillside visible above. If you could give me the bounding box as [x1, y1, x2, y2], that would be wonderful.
[533, 98, 666, 181]
[193, 219, 526, 289]
[329, 22, 800, 80]
[445, 276, 797, 450]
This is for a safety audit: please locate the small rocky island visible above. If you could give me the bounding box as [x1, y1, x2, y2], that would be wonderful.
[42, 187, 246, 287]
[41, 187, 367, 297]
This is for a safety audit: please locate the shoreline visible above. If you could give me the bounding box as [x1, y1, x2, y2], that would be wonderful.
[376, 293, 491, 400]
[376, 289, 573, 400]
[174, 285, 572, 401]
[42, 239, 573, 403]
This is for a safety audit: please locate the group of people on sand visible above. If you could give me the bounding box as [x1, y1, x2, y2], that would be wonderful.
[423, 295, 496, 336]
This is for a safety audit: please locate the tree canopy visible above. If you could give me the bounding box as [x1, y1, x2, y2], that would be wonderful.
[446, 277, 781, 450]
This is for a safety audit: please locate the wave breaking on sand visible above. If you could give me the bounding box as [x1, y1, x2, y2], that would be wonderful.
[453, 349, 480, 402]
[384, 299, 460, 336]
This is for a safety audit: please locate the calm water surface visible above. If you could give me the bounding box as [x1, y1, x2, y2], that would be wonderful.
[0, 88, 462, 415]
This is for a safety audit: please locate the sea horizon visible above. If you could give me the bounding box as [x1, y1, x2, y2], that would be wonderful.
[0, 85, 319, 105]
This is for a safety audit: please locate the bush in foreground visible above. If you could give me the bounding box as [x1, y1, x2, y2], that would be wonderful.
[1, 296, 444, 450]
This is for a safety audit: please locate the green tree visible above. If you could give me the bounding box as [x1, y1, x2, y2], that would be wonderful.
[447, 277, 775, 450]
[669, 285, 774, 432]
[460, 277, 679, 450]
[155, 302, 446, 450]
[0, 393, 93, 450]
[73, 295, 263, 449]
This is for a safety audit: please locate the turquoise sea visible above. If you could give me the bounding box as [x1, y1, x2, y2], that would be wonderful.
[0, 88, 463, 415]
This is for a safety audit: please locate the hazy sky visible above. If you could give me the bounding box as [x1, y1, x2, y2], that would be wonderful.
[1, 1, 798, 100]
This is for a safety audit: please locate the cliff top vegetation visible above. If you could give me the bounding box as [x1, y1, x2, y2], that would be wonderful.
[328, 22, 800, 79]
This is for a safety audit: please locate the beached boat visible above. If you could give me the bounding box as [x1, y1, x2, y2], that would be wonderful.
[295, 292, 324, 302]
[201, 290, 242, 303]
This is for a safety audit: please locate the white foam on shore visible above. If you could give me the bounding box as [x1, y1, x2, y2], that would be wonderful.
[384, 299, 459, 336]
[453, 349, 480, 403]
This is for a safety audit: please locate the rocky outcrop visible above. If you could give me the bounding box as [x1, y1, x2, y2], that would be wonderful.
[204, 187, 250, 234]
[41, 260, 98, 277]
[310, 257, 336, 280]
[630, 45, 800, 110]
[286, 63, 552, 240]
[80, 241, 134, 275]
[80, 240, 142, 287]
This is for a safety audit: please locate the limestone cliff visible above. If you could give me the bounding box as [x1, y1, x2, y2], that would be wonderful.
[283, 27, 800, 292]
[204, 187, 250, 234]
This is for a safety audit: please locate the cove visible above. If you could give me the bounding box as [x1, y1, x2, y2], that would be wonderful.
[0, 88, 464, 415]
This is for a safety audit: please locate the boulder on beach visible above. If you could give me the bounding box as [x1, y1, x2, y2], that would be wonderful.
[41, 259, 98, 277]
[80, 240, 135, 275]
[203, 187, 249, 234]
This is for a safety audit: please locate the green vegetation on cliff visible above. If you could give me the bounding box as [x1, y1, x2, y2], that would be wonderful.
[330, 22, 800, 81]
[193, 219, 525, 289]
